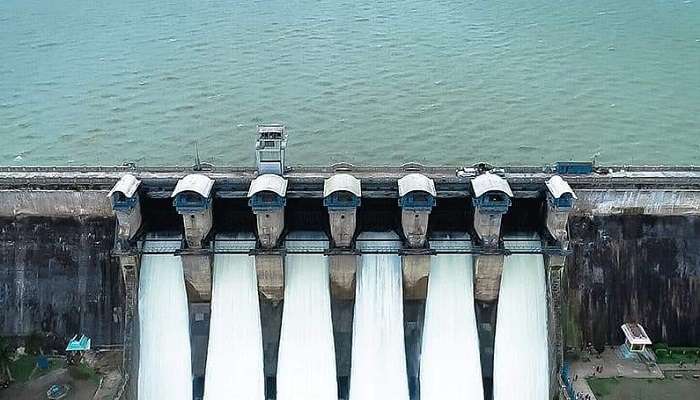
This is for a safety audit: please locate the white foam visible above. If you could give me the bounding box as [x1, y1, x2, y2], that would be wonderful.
[420, 254, 484, 400]
[204, 254, 265, 400]
[493, 254, 549, 400]
[277, 250, 338, 400]
[138, 248, 192, 400]
[349, 237, 408, 400]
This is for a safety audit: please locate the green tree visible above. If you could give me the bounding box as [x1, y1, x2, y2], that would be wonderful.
[0, 337, 14, 384]
[25, 331, 43, 355]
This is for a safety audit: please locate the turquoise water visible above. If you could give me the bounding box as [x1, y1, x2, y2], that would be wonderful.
[1, 0, 698, 166]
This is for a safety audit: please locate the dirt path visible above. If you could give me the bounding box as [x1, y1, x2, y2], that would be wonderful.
[0, 368, 98, 400]
[0, 350, 122, 400]
[92, 370, 122, 400]
[87, 350, 123, 400]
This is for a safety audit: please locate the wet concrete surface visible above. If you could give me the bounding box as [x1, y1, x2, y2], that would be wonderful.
[0, 217, 122, 346]
[566, 215, 700, 348]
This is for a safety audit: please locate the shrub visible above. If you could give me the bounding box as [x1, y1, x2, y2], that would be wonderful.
[25, 332, 44, 355]
[653, 343, 669, 351]
[68, 362, 95, 381]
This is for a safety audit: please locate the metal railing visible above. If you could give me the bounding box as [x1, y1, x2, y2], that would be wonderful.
[131, 236, 566, 256]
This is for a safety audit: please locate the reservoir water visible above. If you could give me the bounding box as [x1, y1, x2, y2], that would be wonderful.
[1, 0, 698, 166]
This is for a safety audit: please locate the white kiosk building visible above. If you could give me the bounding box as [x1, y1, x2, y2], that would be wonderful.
[621, 322, 652, 353]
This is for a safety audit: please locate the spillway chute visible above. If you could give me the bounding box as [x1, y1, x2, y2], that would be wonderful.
[492, 241, 549, 400]
[276, 231, 337, 400]
[354, 230, 403, 253]
[421, 233, 484, 399]
[204, 233, 264, 400]
[350, 231, 409, 400]
[138, 238, 193, 400]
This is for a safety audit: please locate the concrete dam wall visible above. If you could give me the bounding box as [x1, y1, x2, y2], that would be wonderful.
[566, 214, 700, 348]
[0, 216, 122, 346]
[1, 215, 696, 349]
[2, 157, 700, 399]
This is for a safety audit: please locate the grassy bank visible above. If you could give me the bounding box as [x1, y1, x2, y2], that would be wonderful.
[9, 355, 62, 383]
[653, 344, 700, 365]
[68, 361, 101, 385]
[589, 377, 700, 400]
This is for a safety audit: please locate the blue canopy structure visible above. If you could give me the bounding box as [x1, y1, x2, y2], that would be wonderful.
[65, 334, 91, 352]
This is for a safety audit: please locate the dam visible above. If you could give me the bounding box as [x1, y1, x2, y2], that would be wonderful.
[1, 125, 700, 400]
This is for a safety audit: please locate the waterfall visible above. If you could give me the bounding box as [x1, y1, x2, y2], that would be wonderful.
[420, 252, 484, 400]
[493, 252, 549, 400]
[349, 232, 408, 400]
[276, 232, 337, 400]
[204, 234, 265, 400]
[138, 240, 192, 400]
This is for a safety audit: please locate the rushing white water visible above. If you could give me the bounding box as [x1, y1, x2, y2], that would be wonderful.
[349, 232, 408, 400]
[276, 233, 337, 400]
[493, 253, 549, 400]
[204, 244, 265, 400]
[138, 241, 192, 400]
[420, 253, 484, 400]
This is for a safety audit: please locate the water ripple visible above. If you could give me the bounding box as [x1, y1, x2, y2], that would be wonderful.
[0, 0, 698, 166]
